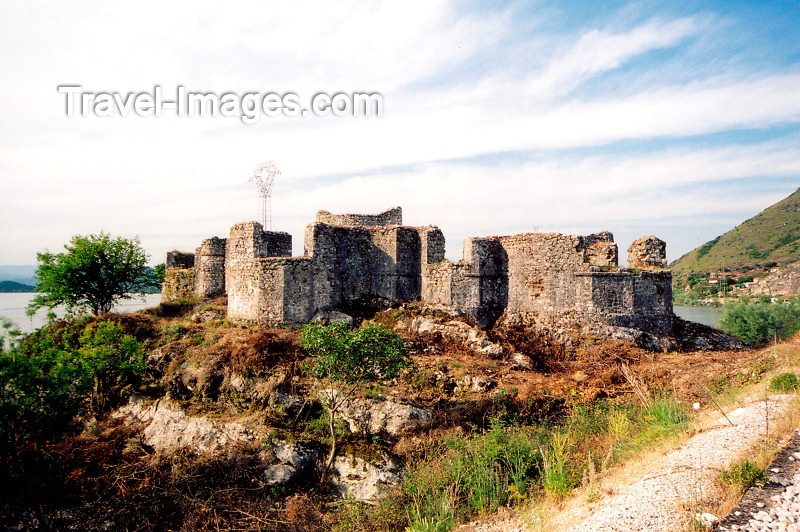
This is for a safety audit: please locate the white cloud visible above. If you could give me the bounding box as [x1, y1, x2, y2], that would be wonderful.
[0, 1, 799, 268]
[530, 16, 704, 100]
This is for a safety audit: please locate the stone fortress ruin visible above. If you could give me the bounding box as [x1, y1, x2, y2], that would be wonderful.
[162, 207, 675, 347]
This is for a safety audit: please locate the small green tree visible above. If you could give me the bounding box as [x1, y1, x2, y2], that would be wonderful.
[153, 263, 166, 285]
[28, 233, 159, 317]
[300, 321, 412, 477]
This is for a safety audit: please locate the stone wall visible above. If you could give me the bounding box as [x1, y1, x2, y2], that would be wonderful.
[315, 206, 402, 227]
[418, 229, 672, 334]
[162, 251, 197, 303]
[303, 221, 423, 310]
[161, 206, 673, 341]
[166, 251, 195, 269]
[225, 222, 296, 326]
[161, 268, 195, 303]
[195, 237, 226, 298]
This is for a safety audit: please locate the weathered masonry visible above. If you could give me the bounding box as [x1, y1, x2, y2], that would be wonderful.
[162, 207, 672, 335]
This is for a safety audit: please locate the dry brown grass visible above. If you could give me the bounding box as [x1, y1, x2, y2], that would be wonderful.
[521, 340, 800, 532]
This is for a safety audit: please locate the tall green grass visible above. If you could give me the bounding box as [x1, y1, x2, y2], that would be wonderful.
[404, 418, 542, 529]
[401, 395, 690, 530]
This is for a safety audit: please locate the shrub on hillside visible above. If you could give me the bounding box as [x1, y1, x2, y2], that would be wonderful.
[0, 319, 146, 451]
[720, 459, 765, 490]
[769, 372, 799, 392]
[718, 299, 800, 345]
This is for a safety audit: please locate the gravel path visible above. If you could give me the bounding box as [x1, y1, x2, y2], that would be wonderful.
[717, 430, 800, 531]
[458, 394, 796, 532]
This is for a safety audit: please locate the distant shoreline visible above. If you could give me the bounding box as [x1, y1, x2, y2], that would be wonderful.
[0, 280, 35, 293]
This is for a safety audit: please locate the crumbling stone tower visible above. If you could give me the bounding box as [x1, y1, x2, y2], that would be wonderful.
[195, 237, 227, 298]
[627, 236, 668, 269]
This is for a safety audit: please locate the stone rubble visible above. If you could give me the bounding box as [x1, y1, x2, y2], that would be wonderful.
[411, 317, 505, 358]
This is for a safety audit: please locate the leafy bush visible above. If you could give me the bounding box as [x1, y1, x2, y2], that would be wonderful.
[29, 232, 158, 316]
[301, 321, 411, 385]
[673, 290, 700, 306]
[769, 372, 799, 392]
[719, 300, 800, 344]
[0, 319, 146, 450]
[720, 459, 764, 490]
[78, 320, 146, 412]
[696, 236, 720, 259]
[301, 321, 412, 477]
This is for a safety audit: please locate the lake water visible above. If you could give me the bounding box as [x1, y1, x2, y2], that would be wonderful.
[673, 305, 721, 328]
[0, 292, 162, 333]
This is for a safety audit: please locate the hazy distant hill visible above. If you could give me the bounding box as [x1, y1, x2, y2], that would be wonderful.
[671, 187, 800, 279]
[0, 265, 37, 287]
[0, 280, 35, 292]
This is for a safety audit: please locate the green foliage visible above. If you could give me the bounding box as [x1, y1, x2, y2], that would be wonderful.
[769, 372, 799, 392]
[78, 321, 146, 412]
[720, 459, 764, 489]
[349, 394, 691, 530]
[301, 321, 413, 478]
[643, 394, 689, 433]
[541, 430, 573, 497]
[306, 410, 347, 439]
[673, 290, 700, 306]
[0, 319, 146, 450]
[696, 236, 721, 259]
[164, 324, 190, 341]
[404, 419, 542, 528]
[301, 321, 412, 385]
[747, 245, 770, 260]
[719, 300, 800, 344]
[28, 232, 159, 316]
[0, 317, 22, 352]
[153, 263, 166, 284]
[776, 233, 799, 248]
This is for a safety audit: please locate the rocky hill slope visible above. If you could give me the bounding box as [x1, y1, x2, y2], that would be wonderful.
[0, 299, 776, 531]
[671, 187, 800, 282]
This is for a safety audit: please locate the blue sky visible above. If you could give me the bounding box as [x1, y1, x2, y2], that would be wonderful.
[1, 0, 799, 265]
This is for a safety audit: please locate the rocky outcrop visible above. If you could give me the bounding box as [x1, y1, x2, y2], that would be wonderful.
[411, 317, 505, 358]
[116, 397, 258, 454]
[590, 323, 678, 352]
[263, 439, 320, 487]
[320, 389, 432, 438]
[747, 262, 800, 297]
[117, 397, 321, 488]
[330, 448, 403, 502]
[671, 317, 745, 350]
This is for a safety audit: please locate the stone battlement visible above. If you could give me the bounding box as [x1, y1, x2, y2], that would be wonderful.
[162, 207, 673, 339]
[315, 206, 403, 227]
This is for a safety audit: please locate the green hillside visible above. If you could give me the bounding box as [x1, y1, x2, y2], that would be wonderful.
[671, 187, 800, 280]
[0, 280, 35, 292]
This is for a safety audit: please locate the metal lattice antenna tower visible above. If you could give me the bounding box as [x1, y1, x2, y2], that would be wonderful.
[250, 161, 280, 230]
